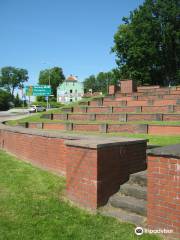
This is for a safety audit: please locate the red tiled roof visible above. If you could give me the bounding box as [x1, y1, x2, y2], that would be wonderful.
[66, 75, 77, 81]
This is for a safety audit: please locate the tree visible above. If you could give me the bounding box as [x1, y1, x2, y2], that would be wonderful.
[38, 67, 65, 98]
[14, 93, 22, 107]
[83, 70, 121, 94]
[112, 0, 180, 86]
[84, 75, 97, 93]
[0, 67, 28, 95]
[0, 89, 12, 110]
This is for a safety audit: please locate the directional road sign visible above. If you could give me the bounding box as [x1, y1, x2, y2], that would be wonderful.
[25, 85, 51, 96]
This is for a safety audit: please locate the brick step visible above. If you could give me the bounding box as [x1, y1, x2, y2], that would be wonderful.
[119, 183, 147, 200]
[66, 105, 180, 113]
[88, 97, 180, 107]
[27, 121, 180, 135]
[137, 94, 180, 100]
[109, 194, 147, 216]
[100, 205, 146, 226]
[113, 88, 180, 97]
[48, 113, 180, 122]
[102, 99, 179, 107]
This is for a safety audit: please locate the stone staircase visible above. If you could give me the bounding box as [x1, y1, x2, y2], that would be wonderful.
[99, 171, 147, 226]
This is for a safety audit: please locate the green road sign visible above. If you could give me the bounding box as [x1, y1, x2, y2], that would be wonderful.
[25, 85, 51, 96]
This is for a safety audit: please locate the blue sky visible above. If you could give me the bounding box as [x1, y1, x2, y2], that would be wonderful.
[0, 0, 144, 85]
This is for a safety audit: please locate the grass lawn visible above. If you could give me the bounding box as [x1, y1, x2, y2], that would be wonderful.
[0, 150, 160, 240]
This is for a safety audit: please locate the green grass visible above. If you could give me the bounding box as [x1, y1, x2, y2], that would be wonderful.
[0, 150, 160, 240]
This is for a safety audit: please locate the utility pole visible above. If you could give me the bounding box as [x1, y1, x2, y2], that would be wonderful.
[42, 62, 51, 109]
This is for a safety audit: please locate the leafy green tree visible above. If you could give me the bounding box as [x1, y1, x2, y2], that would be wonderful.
[83, 70, 121, 94]
[112, 0, 180, 86]
[83, 75, 97, 93]
[14, 93, 22, 107]
[0, 67, 28, 95]
[0, 89, 12, 110]
[38, 67, 65, 98]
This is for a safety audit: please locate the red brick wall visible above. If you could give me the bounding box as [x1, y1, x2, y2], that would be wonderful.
[115, 96, 133, 101]
[66, 146, 98, 209]
[137, 86, 160, 92]
[95, 114, 120, 121]
[127, 100, 177, 107]
[53, 114, 67, 120]
[148, 125, 180, 135]
[43, 123, 65, 130]
[107, 124, 147, 134]
[73, 106, 87, 113]
[0, 130, 67, 175]
[153, 100, 177, 106]
[120, 80, 136, 93]
[164, 95, 180, 100]
[109, 85, 118, 95]
[89, 101, 97, 107]
[142, 106, 170, 113]
[127, 114, 160, 121]
[170, 90, 180, 95]
[127, 100, 149, 107]
[68, 114, 90, 121]
[103, 101, 123, 107]
[73, 124, 99, 132]
[66, 142, 147, 209]
[138, 95, 161, 100]
[28, 123, 40, 129]
[163, 114, 180, 121]
[147, 155, 180, 240]
[174, 106, 180, 112]
[113, 106, 139, 113]
[87, 107, 110, 113]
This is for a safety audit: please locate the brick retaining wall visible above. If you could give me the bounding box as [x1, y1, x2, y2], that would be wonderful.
[42, 113, 180, 122]
[23, 121, 180, 135]
[147, 145, 180, 240]
[0, 123, 147, 210]
[148, 125, 180, 136]
[0, 127, 68, 176]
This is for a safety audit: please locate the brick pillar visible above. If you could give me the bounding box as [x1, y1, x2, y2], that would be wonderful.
[65, 138, 147, 210]
[109, 85, 119, 95]
[147, 144, 180, 240]
[120, 80, 137, 93]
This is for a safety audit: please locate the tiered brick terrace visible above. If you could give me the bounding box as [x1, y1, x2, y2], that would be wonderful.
[21, 85, 180, 136]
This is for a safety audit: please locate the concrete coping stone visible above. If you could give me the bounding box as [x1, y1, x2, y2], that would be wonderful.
[147, 144, 180, 159]
[65, 137, 147, 149]
[0, 122, 79, 140]
[0, 122, 147, 149]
